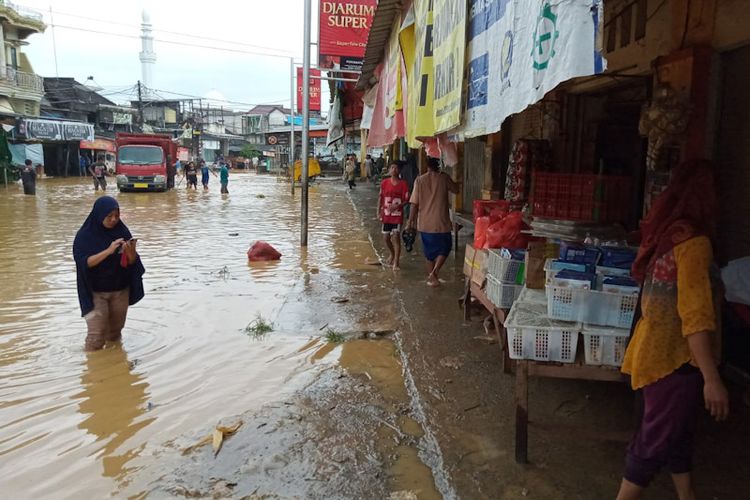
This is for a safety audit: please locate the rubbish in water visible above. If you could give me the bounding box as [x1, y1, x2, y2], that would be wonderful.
[228, 232, 239, 236]
[324, 328, 345, 343]
[244, 314, 274, 339]
[256, 194, 266, 199]
[331, 296, 349, 303]
[364, 257, 382, 266]
[247, 241, 282, 261]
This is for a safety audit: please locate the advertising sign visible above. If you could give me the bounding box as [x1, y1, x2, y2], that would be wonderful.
[407, 0, 436, 147]
[318, 0, 377, 71]
[462, 0, 605, 137]
[432, 0, 466, 133]
[297, 67, 322, 112]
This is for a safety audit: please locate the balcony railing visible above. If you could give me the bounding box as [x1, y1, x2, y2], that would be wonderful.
[0, 65, 43, 92]
[1, 1, 44, 21]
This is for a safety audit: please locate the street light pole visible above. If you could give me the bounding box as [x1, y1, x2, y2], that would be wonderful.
[290, 57, 295, 196]
[301, 0, 311, 247]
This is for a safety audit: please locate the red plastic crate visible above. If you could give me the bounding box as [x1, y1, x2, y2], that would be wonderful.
[531, 173, 632, 223]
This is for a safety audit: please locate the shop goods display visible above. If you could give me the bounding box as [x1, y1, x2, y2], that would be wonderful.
[487, 248, 526, 284]
[504, 301, 579, 363]
[486, 274, 522, 309]
[581, 324, 631, 366]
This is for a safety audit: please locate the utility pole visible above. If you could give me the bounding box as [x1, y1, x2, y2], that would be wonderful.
[290, 57, 295, 196]
[301, 0, 312, 246]
[137, 80, 144, 128]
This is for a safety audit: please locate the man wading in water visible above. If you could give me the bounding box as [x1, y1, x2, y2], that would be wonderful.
[407, 157, 459, 287]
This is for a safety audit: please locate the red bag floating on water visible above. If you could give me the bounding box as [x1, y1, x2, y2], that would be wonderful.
[474, 216, 490, 249]
[247, 241, 282, 261]
[484, 211, 530, 250]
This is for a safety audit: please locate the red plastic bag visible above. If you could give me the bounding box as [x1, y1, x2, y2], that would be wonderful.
[474, 216, 490, 249]
[247, 241, 282, 261]
[484, 212, 530, 249]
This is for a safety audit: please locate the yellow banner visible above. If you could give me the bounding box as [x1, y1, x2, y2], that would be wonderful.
[407, 0, 435, 148]
[385, 15, 402, 118]
[432, 0, 466, 133]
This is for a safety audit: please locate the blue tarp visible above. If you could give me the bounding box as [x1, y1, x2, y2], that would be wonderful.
[9, 142, 44, 167]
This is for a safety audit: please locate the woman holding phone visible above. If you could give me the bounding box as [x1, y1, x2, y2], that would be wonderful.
[73, 196, 145, 351]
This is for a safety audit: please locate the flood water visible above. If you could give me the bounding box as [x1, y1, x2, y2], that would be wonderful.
[0, 174, 402, 497]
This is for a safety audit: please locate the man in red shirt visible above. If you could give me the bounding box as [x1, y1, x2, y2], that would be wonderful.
[378, 162, 410, 270]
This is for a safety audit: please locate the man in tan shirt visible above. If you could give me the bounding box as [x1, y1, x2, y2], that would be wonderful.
[407, 157, 459, 287]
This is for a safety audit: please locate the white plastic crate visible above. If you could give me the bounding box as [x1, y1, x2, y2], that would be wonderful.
[486, 275, 522, 309]
[517, 286, 547, 305]
[487, 249, 524, 284]
[582, 324, 631, 366]
[504, 302, 580, 363]
[547, 285, 638, 329]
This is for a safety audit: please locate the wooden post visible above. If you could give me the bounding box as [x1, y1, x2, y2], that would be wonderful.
[515, 360, 529, 464]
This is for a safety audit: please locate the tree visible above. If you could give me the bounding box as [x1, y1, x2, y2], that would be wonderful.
[241, 144, 261, 158]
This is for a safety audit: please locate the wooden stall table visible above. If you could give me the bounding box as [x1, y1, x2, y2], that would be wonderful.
[452, 211, 474, 253]
[463, 282, 627, 463]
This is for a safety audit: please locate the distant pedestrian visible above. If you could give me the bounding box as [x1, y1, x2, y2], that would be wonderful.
[220, 162, 229, 194]
[376, 154, 385, 177]
[407, 157, 459, 287]
[364, 154, 374, 180]
[185, 161, 198, 190]
[20, 159, 36, 195]
[73, 196, 145, 351]
[175, 158, 182, 173]
[344, 157, 356, 189]
[89, 153, 108, 191]
[201, 160, 211, 190]
[79, 153, 90, 177]
[378, 162, 409, 270]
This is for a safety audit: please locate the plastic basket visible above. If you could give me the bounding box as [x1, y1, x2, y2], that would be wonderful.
[582, 324, 631, 366]
[517, 286, 548, 305]
[486, 275, 522, 309]
[504, 302, 580, 363]
[546, 286, 638, 329]
[487, 249, 524, 284]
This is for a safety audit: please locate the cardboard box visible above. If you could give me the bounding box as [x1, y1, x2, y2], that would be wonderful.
[464, 244, 488, 286]
[525, 241, 546, 289]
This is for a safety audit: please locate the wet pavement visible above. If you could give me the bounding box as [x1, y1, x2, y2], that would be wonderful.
[2, 174, 749, 499]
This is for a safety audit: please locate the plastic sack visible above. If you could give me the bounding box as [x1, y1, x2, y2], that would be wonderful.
[485, 212, 530, 250]
[474, 216, 490, 249]
[247, 241, 282, 261]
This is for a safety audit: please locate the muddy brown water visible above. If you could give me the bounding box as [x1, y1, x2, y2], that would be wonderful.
[0, 175, 438, 498]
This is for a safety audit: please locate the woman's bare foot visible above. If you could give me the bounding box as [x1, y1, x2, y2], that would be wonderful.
[427, 273, 440, 287]
[392, 263, 400, 271]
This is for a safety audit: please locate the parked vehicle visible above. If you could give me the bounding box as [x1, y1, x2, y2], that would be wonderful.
[115, 133, 177, 192]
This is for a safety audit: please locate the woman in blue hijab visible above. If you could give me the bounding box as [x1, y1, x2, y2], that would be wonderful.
[73, 196, 145, 351]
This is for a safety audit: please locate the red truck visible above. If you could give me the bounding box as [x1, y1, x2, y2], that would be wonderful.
[115, 132, 177, 192]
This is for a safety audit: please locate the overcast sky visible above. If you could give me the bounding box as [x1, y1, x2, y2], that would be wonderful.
[20, 0, 329, 113]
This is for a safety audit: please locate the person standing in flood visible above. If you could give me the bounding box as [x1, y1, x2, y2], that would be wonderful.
[378, 161, 409, 270]
[407, 157, 459, 287]
[200, 159, 211, 190]
[220, 161, 229, 194]
[88, 153, 108, 191]
[20, 159, 36, 195]
[344, 156, 357, 189]
[184, 161, 198, 190]
[73, 196, 145, 351]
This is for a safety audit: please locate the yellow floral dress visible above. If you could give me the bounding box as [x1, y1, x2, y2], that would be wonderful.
[622, 236, 718, 389]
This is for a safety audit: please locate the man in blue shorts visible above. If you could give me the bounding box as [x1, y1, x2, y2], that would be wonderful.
[407, 157, 459, 287]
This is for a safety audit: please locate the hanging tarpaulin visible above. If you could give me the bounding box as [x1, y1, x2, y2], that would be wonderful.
[9, 142, 44, 167]
[432, 0, 466, 134]
[407, 0, 436, 148]
[463, 0, 606, 137]
[384, 15, 403, 119]
[327, 89, 345, 146]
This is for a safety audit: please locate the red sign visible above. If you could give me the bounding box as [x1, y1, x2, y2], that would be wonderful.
[297, 67, 321, 112]
[79, 138, 115, 152]
[318, 0, 377, 71]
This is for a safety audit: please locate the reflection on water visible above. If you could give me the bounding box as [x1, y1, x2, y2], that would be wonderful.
[0, 174, 378, 497]
[76, 346, 154, 479]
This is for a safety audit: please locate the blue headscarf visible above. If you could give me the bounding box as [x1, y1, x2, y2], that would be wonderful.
[73, 196, 145, 317]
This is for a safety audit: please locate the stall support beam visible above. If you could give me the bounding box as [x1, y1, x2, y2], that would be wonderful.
[515, 360, 529, 464]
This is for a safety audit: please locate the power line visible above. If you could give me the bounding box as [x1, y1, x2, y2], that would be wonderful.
[50, 24, 298, 60]
[48, 8, 298, 56]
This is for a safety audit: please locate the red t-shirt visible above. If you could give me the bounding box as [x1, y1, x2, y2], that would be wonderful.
[380, 178, 410, 225]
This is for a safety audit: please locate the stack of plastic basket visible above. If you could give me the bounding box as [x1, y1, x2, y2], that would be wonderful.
[545, 264, 637, 367]
[503, 287, 580, 363]
[485, 249, 524, 309]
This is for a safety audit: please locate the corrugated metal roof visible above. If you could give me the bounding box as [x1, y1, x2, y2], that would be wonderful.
[356, 0, 403, 90]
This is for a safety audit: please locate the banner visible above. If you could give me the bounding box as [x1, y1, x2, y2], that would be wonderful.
[297, 67, 322, 112]
[406, 0, 436, 148]
[16, 118, 94, 141]
[432, 0, 466, 133]
[463, 0, 606, 137]
[318, 0, 377, 71]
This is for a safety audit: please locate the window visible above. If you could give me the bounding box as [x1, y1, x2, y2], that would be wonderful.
[118, 145, 163, 165]
[10, 47, 17, 69]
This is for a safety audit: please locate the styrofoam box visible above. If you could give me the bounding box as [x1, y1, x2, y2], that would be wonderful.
[582, 324, 631, 366]
[487, 249, 524, 284]
[547, 285, 638, 329]
[504, 301, 580, 363]
[486, 275, 522, 309]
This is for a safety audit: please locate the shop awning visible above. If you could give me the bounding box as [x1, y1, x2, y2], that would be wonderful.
[15, 118, 94, 141]
[80, 138, 115, 152]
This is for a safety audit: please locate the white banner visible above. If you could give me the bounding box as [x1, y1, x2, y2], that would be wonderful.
[463, 0, 605, 137]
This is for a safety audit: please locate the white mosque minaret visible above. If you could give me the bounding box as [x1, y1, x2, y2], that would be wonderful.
[139, 9, 156, 93]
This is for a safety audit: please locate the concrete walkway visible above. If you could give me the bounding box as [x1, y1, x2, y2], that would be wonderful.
[347, 181, 750, 500]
